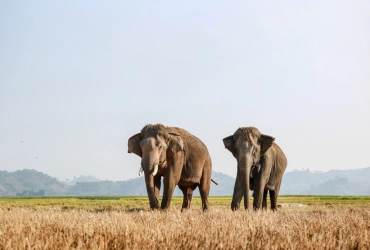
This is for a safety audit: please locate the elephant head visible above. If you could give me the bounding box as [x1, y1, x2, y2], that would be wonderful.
[128, 124, 184, 209]
[223, 127, 275, 210]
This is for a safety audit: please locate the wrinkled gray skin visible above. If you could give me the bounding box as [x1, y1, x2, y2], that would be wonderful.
[223, 127, 287, 211]
[128, 124, 212, 211]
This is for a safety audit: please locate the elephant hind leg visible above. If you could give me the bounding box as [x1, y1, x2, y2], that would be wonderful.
[199, 186, 209, 211]
[199, 157, 211, 211]
[262, 190, 268, 210]
[270, 190, 277, 210]
[270, 182, 282, 210]
[179, 186, 189, 211]
[180, 185, 196, 212]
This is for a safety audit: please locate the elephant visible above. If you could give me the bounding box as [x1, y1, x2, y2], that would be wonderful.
[128, 124, 212, 211]
[223, 126, 287, 211]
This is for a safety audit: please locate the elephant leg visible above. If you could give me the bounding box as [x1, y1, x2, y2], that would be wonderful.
[161, 173, 179, 210]
[161, 153, 183, 210]
[199, 184, 209, 211]
[180, 185, 196, 212]
[270, 190, 277, 210]
[231, 168, 243, 211]
[179, 186, 189, 211]
[270, 182, 282, 210]
[253, 179, 266, 210]
[199, 157, 211, 211]
[262, 190, 268, 210]
[154, 175, 161, 204]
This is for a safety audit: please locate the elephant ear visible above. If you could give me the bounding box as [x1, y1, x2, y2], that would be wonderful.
[260, 134, 275, 155]
[223, 135, 236, 158]
[128, 133, 142, 157]
[167, 132, 184, 157]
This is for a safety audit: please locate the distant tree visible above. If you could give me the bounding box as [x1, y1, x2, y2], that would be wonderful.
[37, 190, 45, 196]
[16, 189, 45, 196]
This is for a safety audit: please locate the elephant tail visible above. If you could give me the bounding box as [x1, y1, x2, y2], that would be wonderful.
[211, 179, 218, 185]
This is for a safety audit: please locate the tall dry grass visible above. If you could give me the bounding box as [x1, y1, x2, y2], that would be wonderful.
[0, 205, 369, 249]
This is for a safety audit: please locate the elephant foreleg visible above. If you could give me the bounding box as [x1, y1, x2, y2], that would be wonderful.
[253, 179, 267, 210]
[154, 175, 161, 204]
[161, 174, 177, 210]
[161, 152, 183, 210]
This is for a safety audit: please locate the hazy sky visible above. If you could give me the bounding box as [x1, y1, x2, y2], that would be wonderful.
[1, 1, 369, 181]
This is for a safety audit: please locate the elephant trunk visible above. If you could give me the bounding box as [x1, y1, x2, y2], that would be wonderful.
[238, 155, 253, 210]
[142, 154, 160, 209]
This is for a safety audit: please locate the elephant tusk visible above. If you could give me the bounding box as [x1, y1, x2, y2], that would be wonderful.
[138, 166, 144, 176]
[152, 165, 158, 176]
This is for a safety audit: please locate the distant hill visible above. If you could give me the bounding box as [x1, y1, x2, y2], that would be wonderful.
[62, 175, 101, 186]
[209, 171, 235, 196]
[0, 169, 68, 196]
[0, 169, 233, 196]
[1, 168, 370, 196]
[280, 168, 370, 195]
[65, 178, 148, 196]
[303, 178, 370, 195]
[66, 171, 234, 196]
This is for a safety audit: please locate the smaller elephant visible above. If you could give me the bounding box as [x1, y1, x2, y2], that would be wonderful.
[223, 127, 287, 210]
[128, 124, 212, 211]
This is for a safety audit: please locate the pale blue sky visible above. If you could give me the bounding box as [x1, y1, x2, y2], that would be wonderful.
[1, 1, 369, 181]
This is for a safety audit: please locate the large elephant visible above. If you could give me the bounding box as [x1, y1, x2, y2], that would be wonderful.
[128, 124, 212, 211]
[223, 127, 287, 210]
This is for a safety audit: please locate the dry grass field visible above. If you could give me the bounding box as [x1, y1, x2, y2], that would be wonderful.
[0, 196, 369, 249]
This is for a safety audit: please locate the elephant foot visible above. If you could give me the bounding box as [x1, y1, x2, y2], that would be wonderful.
[181, 207, 190, 213]
[150, 203, 160, 210]
[253, 205, 264, 211]
[231, 203, 240, 211]
[159, 207, 169, 212]
[202, 203, 209, 212]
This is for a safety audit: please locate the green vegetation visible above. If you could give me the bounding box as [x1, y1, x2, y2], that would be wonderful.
[1, 196, 369, 212]
[16, 189, 45, 196]
[278, 195, 370, 204]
